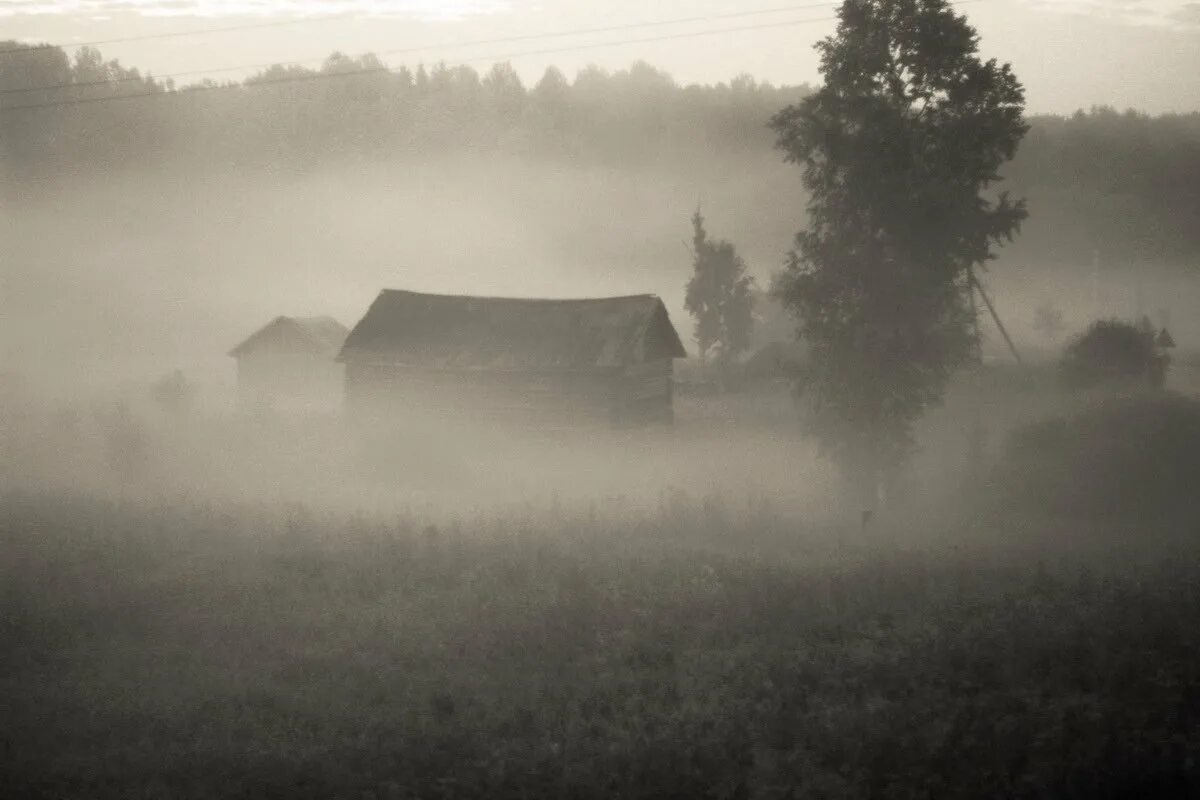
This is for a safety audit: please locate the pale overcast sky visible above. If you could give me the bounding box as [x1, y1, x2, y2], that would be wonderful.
[1, 0, 1197, 113]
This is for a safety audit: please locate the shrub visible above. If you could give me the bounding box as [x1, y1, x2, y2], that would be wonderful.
[993, 392, 1200, 521]
[1060, 318, 1168, 390]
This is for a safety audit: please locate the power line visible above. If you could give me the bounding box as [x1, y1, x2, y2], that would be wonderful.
[1, 1, 844, 97]
[0, 13, 352, 56]
[0, 0, 983, 114]
[0, 10, 844, 110]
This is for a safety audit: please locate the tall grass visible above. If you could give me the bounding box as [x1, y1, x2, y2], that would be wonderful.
[3, 488, 1199, 799]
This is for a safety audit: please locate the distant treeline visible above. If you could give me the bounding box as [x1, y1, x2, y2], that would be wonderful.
[2, 44, 1198, 266]
[0, 47, 798, 169]
[1006, 108, 1200, 266]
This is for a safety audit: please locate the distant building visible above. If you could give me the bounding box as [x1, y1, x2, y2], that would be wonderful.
[228, 316, 348, 412]
[739, 289, 807, 384]
[336, 290, 687, 426]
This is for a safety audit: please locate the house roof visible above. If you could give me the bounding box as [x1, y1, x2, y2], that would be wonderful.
[337, 290, 687, 370]
[228, 316, 348, 358]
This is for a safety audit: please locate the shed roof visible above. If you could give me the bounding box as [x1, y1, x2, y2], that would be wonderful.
[337, 290, 687, 370]
[229, 316, 348, 358]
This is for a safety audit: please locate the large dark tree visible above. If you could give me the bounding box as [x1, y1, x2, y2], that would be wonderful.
[769, 0, 1028, 510]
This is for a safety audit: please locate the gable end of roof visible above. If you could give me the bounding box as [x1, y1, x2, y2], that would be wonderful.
[229, 315, 348, 358]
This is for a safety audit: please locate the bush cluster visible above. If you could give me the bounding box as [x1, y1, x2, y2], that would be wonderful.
[1060, 319, 1169, 390]
[994, 392, 1200, 522]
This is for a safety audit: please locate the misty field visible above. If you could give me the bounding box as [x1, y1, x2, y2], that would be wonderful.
[4, 1, 1199, 795]
[4, 483, 1200, 799]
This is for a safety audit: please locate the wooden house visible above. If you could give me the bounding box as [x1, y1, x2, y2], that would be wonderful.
[228, 316, 348, 411]
[336, 290, 687, 426]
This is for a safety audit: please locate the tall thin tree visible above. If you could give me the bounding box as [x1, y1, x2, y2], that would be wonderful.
[685, 209, 754, 371]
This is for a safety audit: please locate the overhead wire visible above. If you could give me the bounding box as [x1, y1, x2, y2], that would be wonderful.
[0, 12, 353, 56]
[0, 1, 844, 96]
[0, 14, 843, 112]
[0, 0, 983, 114]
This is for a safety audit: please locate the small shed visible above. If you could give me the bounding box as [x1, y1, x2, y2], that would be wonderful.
[336, 290, 687, 426]
[228, 316, 348, 411]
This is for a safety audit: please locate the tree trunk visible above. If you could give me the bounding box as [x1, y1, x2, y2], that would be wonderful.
[847, 428, 882, 530]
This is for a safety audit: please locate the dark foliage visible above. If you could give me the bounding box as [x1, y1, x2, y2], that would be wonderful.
[769, 0, 1028, 495]
[1061, 318, 1169, 390]
[994, 392, 1200, 521]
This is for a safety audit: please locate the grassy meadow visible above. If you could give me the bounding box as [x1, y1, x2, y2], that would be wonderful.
[4, 481, 1200, 799]
[5, 367, 1200, 798]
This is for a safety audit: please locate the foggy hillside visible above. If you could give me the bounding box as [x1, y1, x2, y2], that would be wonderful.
[3, 43, 1200, 398]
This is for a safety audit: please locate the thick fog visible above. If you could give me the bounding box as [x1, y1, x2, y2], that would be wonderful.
[3, 154, 798, 391]
[7, 5, 1200, 797]
[5, 138, 1200, 521]
[1, 29, 1198, 525]
[2, 151, 835, 516]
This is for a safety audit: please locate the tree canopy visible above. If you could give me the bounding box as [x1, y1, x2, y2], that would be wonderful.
[684, 210, 754, 366]
[769, 0, 1028, 504]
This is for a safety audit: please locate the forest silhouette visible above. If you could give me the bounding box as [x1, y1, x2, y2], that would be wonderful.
[2, 43, 1198, 269]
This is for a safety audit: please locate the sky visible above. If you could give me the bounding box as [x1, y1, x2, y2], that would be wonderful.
[0, 0, 1198, 114]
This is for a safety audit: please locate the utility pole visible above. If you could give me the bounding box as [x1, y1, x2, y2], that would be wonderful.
[968, 268, 983, 365]
[963, 267, 1022, 485]
[969, 269, 1022, 365]
[966, 270, 986, 482]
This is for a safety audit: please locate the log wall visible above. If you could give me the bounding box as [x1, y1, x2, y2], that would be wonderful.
[344, 360, 674, 428]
